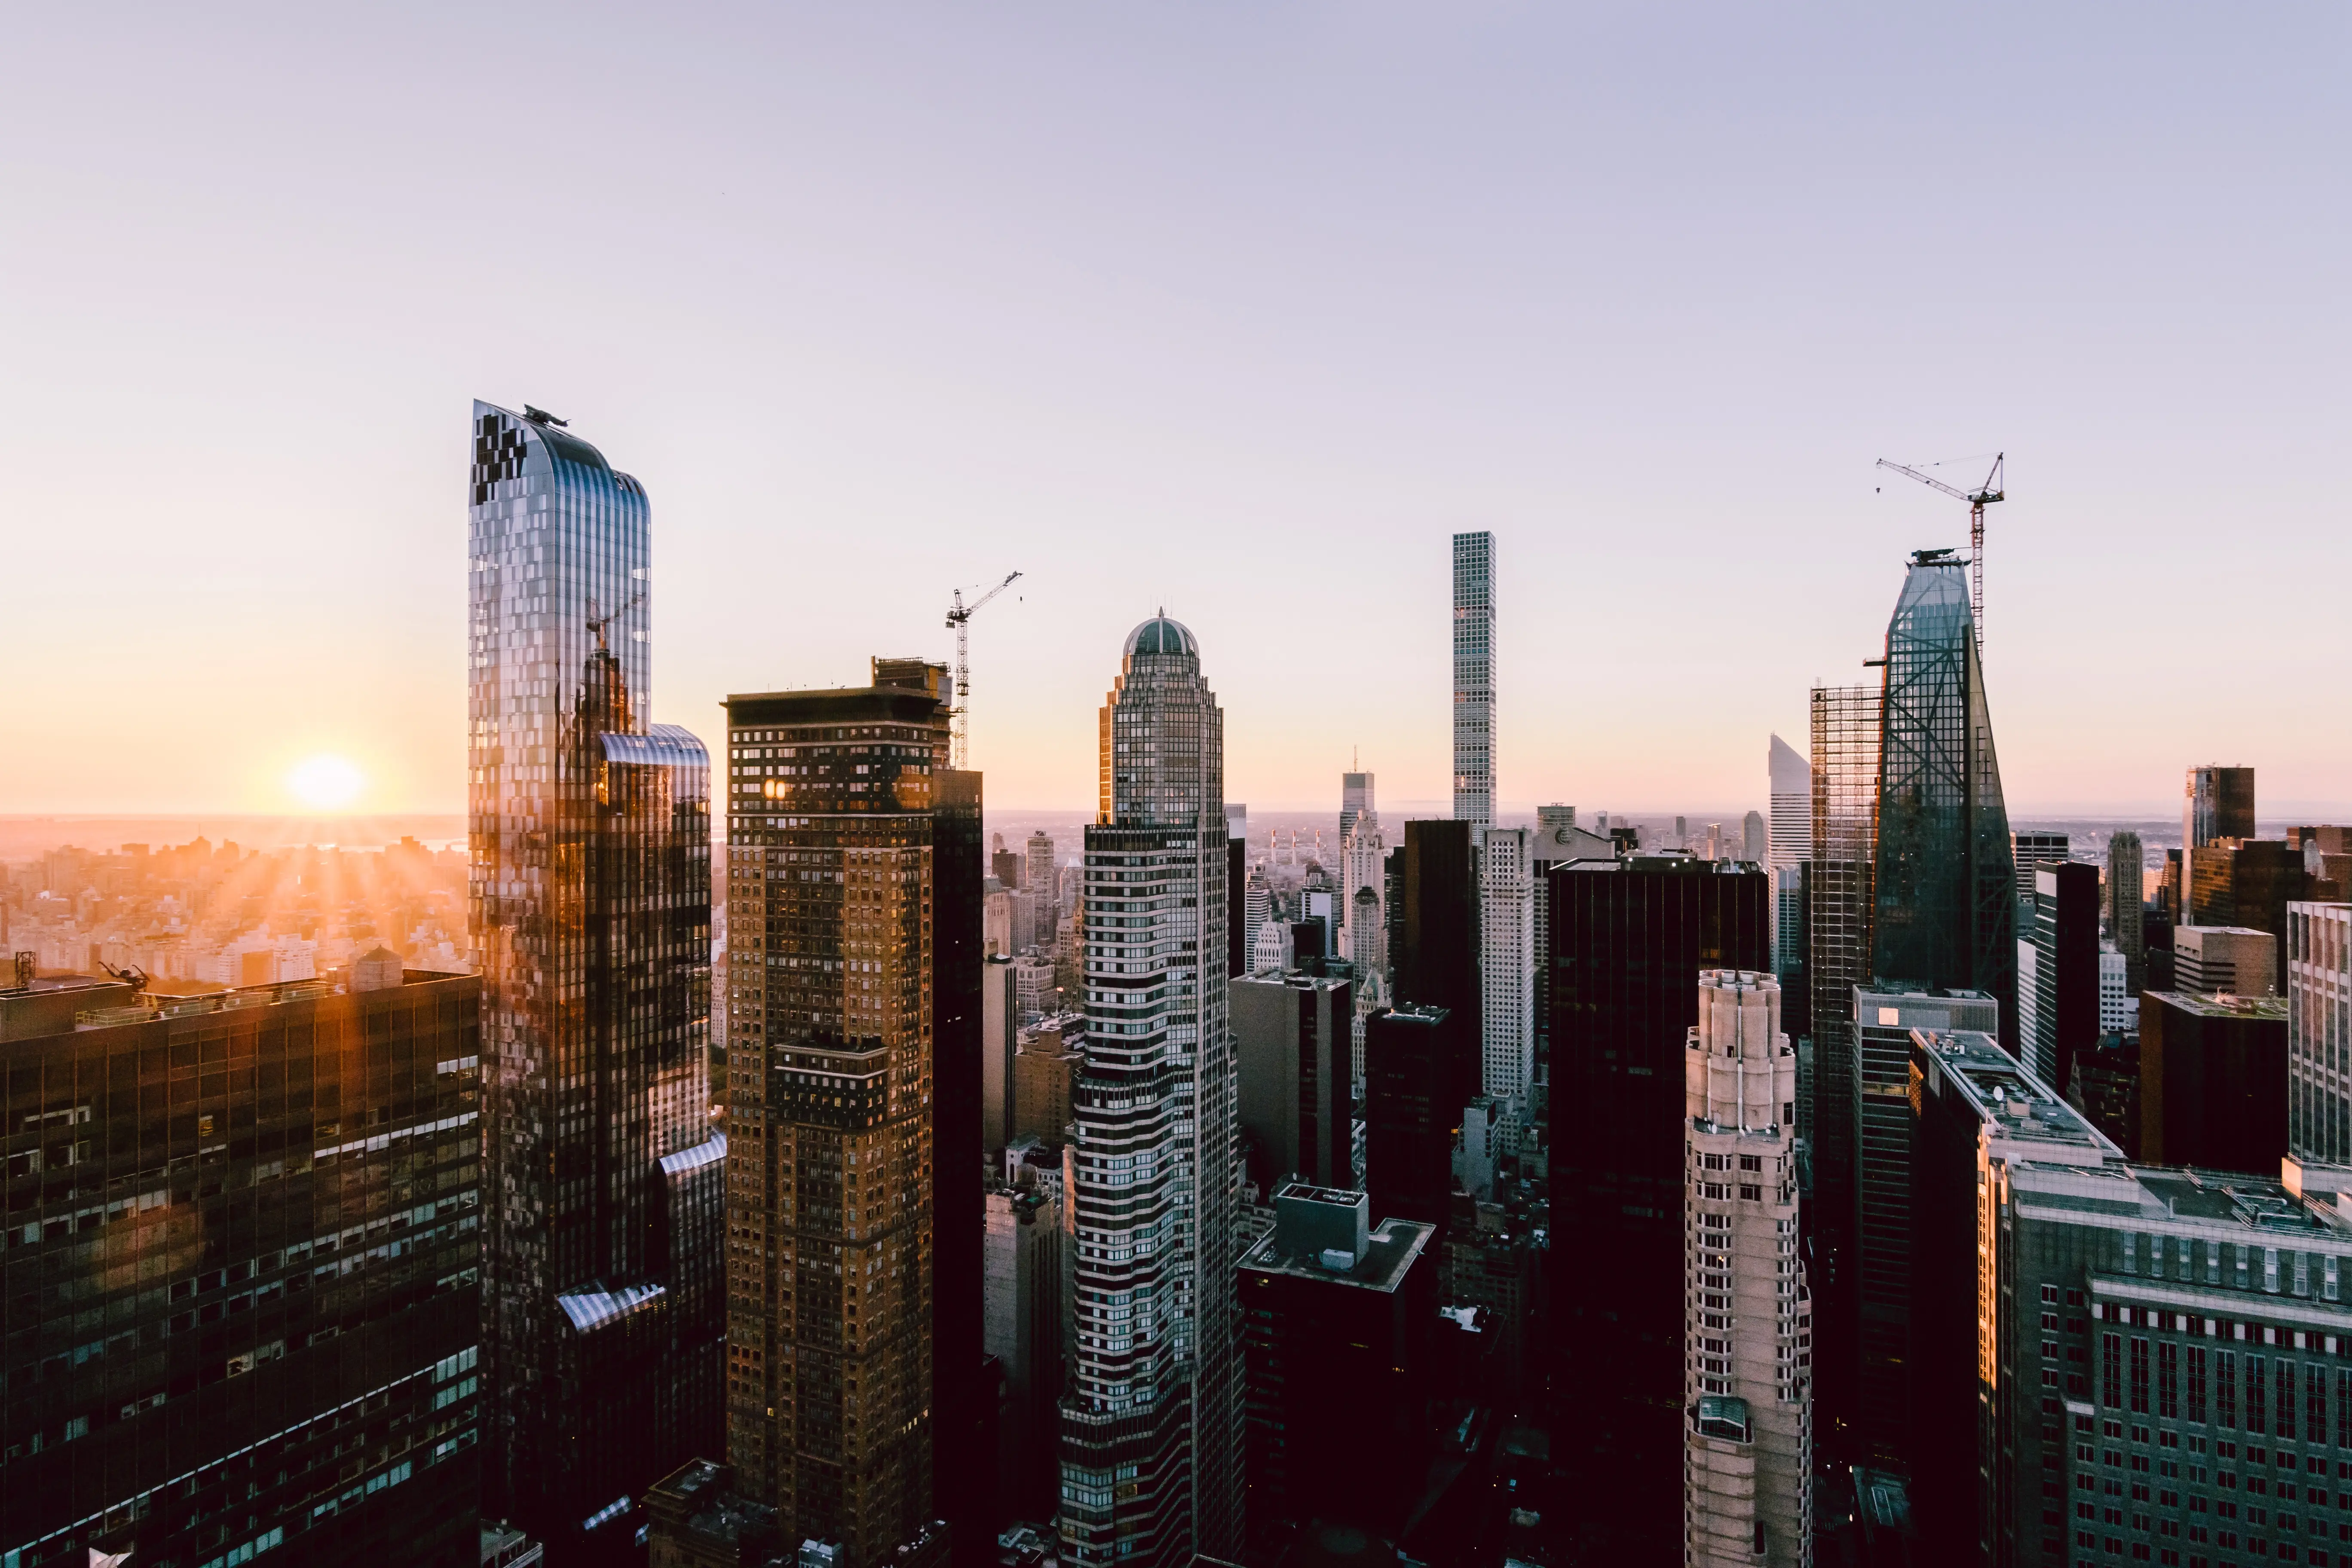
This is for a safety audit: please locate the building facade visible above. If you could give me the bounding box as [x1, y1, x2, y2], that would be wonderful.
[1, 968, 484, 1568]
[1451, 532, 1496, 832]
[1341, 780, 1387, 1009]
[719, 675, 954, 1566]
[1233, 972, 1354, 1193]
[2184, 766, 2257, 925]
[2108, 830, 2147, 992]
[1870, 551, 2020, 1052]
[1479, 827, 1534, 1099]
[1807, 680, 1880, 1337]
[1683, 971, 1810, 1568]
[2175, 926, 2278, 998]
[466, 402, 723, 1556]
[984, 1185, 1065, 1522]
[2020, 861, 2102, 1090]
[1059, 615, 1243, 1568]
[2139, 990, 2291, 1176]
[2288, 902, 2352, 1165]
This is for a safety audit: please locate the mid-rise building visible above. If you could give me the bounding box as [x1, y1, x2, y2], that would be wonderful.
[1479, 826, 1534, 1099]
[1547, 854, 1769, 1561]
[719, 672, 955, 1565]
[1233, 971, 1354, 1192]
[1237, 1185, 1436, 1556]
[1013, 1017, 1084, 1148]
[984, 1185, 1065, 1522]
[1060, 615, 1243, 1568]
[2183, 764, 2257, 924]
[2098, 947, 2136, 1033]
[1683, 971, 1810, 1568]
[1871, 551, 2020, 1054]
[2107, 830, 2147, 991]
[2139, 989, 2290, 1175]
[1910, 1025, 2352, 1568]
[2018, 861, 2102, 1090]
[2288, 901, 2352, 1164]
[1847, 983, 1998, 1473]
[0, 967, 484, 1567]
[1452, 533, 1496, 832]
[2174, 925, 2278, 996]
[466, 402, 723, 1555]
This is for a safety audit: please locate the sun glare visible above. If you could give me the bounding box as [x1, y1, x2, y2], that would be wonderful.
[288, 754, 365, 812]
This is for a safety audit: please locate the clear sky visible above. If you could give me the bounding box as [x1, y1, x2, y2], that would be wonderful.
[4, 4, 2344, 820]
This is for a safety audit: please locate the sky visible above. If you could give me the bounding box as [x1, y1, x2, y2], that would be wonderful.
[3, 3, 2345, 820]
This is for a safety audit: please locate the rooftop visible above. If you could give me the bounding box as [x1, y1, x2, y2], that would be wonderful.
[1911, 1029, 2118, 1164]
[2146, 989, 2288, 1021]
[1239, 1214, 1433, 1293]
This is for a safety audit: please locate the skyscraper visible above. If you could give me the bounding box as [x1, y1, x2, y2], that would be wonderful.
[1233, 970, 1354, 1191]
[1026, 831, 1056, 906]
[1767, 732, 1813, 1043]
[1870, 551, 2019, 1050]
[1340, 770, 1373, 845]
[1362, 1004, 1464, 1240]
[2010, 830, 2069, 916]
[1341, 774, 1387, 1004]
[2184, 764, 2257, 922]
[466, 402, 723, 1555]
[718, 674, 952, 1565]
[1683, 971, 1810, 1568]
[1452, 532, 1495, 832]
[2107, 829, 2147, 992]
[1548, 854, 1770, 1564]
[2018, 861, 2101, 1090]
[1479, 827, 1534, 1098]
[1060, 615, 1243, 1568]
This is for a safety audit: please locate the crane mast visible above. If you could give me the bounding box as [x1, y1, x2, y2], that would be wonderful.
[1874, 453, 2003, 646]
[943, 570, 1022, 770]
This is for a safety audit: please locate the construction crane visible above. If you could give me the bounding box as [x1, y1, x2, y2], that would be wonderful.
[944, 570, 1022, 769]
[1875, 453, 2003, 643]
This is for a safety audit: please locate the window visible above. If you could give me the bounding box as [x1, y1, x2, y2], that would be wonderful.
[2106, 1335, 2125, 1408]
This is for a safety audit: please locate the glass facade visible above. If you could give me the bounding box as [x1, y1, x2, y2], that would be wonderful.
[1061, 616, 1243, 1568]
[719, 677, 953, 1566]
[2, 971, 483, 1568]
[1871, 552, 2019, 1044]
[466, 402, 720, 1557]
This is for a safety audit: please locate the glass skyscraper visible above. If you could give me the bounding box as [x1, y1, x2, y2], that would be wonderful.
[1060, 616, 1243, 1568]
[1869, 551, 2019, 1045]
[466, 402, 723, 1558]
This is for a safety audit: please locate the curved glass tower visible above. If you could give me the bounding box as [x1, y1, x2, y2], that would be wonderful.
[466, 402, 721, 1557]
[1870, 551, 2018, 1035]
[1059, 616, 1243, 1568]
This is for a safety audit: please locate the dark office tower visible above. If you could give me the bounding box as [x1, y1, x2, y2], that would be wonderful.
[1396, 820, 1479, 1109]
[1452, 532, 1496, 832]
[1233, 971, 1355, 1191]
[1061, 616, 1242, 1568]
[1362, 1004, 1461, 1236]
[720, 675, 949, 1566]
[1846, 983, 1997, 1476]
[1237, 1185, 1436, 1562]
[2138, 989, 2290, 1174]
[2018, 861, 2101, 1091]
[874, 657, 989, 1568]
[1871, 551, 2020, 1053]
[0, 967, 484, 1567]
[2184, 764, 2257, 924]
[466, 402, 722, 1556]
[2106, 830, 2147, 992]
[1228, 805, 1249, 978]
[1546, 854, 1768, 1565]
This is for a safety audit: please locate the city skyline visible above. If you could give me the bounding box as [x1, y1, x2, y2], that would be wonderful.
[4, 8, 2345, 821]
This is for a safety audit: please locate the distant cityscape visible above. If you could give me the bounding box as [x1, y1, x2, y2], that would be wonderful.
[5, 404, 2348, 1568]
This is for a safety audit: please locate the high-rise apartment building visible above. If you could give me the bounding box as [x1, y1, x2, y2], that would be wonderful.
[2288, 901, 2352, 1164]
[1233, 971, 1354, 1192]
[2018, 861, 2101, 1090]
[1026, 832, 1056, 908]
[1479, 827, 1534, 1099]
[1237, 1185, 1436, 1556]
[466, 402, 723, 1554]
[1847, 983, 1997, 1473]
[1909, 1026, 2352, 1568]
[1451, 532, 1496, 832]
[1871, 551, 2019, 1049]
[2107, 830, 2147, 992]
[1682, 971, 1810, 1568]
[2184, 765, 2257, 923]
[0, 967, 485, 1568]
[1547, 854, 1769, 1564]
[718, 673, 955, 1565]
[1060, 616, 1243, 1568]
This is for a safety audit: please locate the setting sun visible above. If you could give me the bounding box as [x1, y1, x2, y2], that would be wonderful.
[287, 753, 364, 811]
